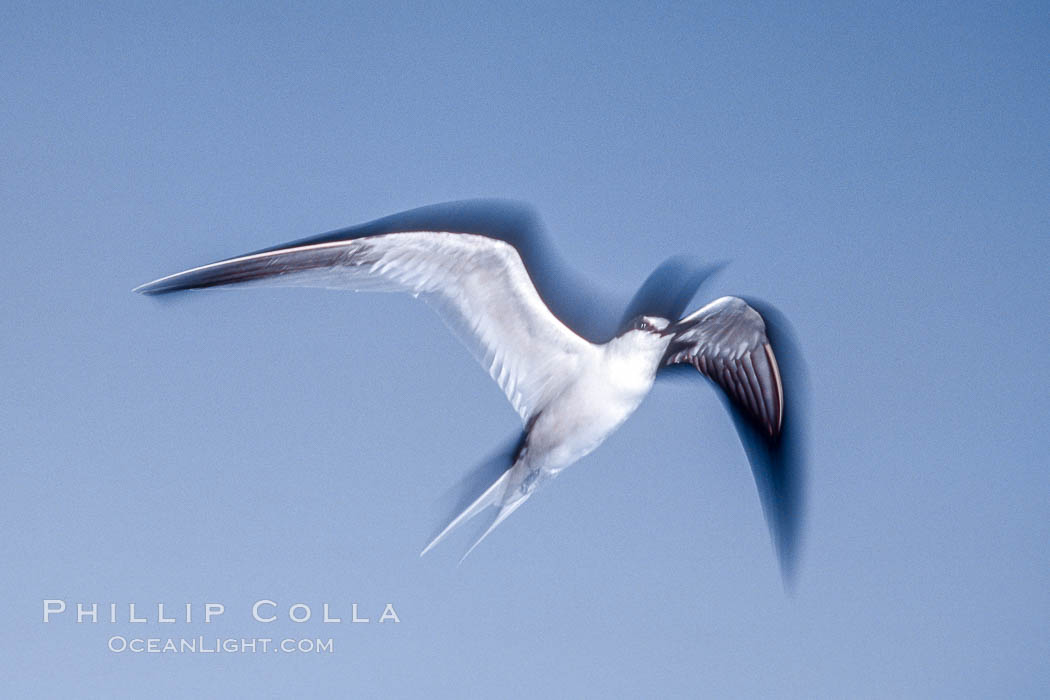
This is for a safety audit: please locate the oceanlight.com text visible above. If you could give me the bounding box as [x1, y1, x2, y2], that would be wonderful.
[107, 636, 334, 654]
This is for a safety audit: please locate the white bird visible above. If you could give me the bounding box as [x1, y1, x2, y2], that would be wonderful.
[136, 211, 797, 571]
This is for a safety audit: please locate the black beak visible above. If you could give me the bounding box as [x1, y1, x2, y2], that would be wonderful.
[661, 318, 694, 337]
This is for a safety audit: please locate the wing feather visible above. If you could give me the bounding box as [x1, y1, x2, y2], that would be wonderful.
[135, 232, 596, 422]
[664, 296, 784, 438]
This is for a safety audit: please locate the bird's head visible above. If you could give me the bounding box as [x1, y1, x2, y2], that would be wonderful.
[626, 314, 671, 335]
[617, 315, 674, 345]
[607, 315, 675, 363]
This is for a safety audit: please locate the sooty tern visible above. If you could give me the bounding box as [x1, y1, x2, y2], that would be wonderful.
[135, 203, 803, 577]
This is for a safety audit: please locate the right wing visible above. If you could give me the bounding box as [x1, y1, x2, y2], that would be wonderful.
[135, 231, 597, 423]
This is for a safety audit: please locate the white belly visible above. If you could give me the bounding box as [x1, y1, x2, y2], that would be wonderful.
[528, 360, 656, 474]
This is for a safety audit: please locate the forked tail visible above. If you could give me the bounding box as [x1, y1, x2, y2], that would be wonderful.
[421, 447, 544, 561]
[420, 467, 514, 557]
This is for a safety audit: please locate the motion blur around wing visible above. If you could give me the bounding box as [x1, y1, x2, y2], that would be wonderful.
[136, 201, 803, 580]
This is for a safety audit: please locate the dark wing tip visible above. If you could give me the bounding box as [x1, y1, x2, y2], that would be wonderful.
[131, 258, 257, 296]
[132, 269, 235, 296]
[132, 242, 361, 297]
[763, 342, 785, 438]
[693, 344, 783, 441]
[739, 297, 807, 584]
[133, 278, 181, 295]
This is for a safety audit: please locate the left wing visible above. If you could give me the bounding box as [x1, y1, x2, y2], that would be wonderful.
[663, 296, 804, 584]
[663, 296, 784, 439]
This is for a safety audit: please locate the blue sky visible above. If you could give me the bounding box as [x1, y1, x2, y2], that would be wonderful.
[2, 2, 1047, 697]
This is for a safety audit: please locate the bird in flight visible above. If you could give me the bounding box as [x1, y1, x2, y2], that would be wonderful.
[136, 202, 803, 578]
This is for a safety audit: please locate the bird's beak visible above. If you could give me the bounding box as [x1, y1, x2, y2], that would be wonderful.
[661, 318, 693, 337]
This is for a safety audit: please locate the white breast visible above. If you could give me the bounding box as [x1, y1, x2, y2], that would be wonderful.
[527, 335, 666, 474]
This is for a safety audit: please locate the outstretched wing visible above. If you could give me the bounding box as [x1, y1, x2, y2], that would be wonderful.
[135, 231, 596, 423]
[663, 296, 783, 439]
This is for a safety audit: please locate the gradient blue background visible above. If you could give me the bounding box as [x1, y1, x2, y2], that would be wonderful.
[2, 2, 1047, 697]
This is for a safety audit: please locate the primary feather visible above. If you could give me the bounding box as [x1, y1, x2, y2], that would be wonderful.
[136, 231, 596, 423]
